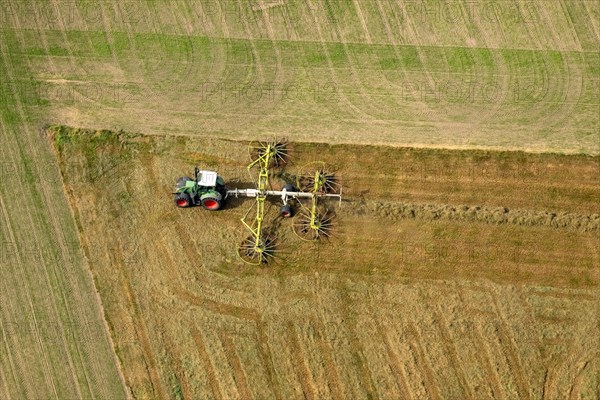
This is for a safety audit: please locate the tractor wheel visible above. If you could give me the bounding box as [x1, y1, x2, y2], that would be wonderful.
[174, 192, 192, 208]
[282, 184, 297, 192]
[200, 192, 223, 211]
[175, 176, 192, 188]
[280, 204, 293, 218]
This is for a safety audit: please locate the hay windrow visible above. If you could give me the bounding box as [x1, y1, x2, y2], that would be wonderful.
[353, 200, 600, 233]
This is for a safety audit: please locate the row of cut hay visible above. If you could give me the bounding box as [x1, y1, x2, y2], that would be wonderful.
[354, 201, 600, 233]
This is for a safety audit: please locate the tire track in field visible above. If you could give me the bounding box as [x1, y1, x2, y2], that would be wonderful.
[568, 361, 589, 400]
[0, 358, 11, 400]
[56, 149, 133, 400]
[0, 323, 14, 399]
[64, 1, 128, 111]
[320, 0, 393, 120]
[253, 0, 286, 94]
[596, 361, 600, 400]
[95, 1, 128, 89]
[162, 332, 193, 400]
[281, 2, 301, 41]
[182, 0, 215, 34]
[461, 2, 512, 126]
[158, 204, 280, 400]
[96, 2, 152, 101]
[200, 1, 247, 114]
[472, 323, 506, 400]
[558, 1, 584, 52]
[538, 3, 585, 132]
[219, 332, 252, 400]
[371, 0, 435, 122]
[418, 285, 476, 399]
[392, 0, 452, 124]
[537, 3, 572, 52]
[285, 321, 317, 400]
[0, 276, 25, 398]
[510, 8, 561, 133]
[154, 237, 261, 322]
[57, 148, 155, 399]
[547, 351, 591, 399]
[456, 285, 507, 400]
[170, 0, 236, 109]
[310, 316, 344, 400]
[47, 0, 100, 107]
[430, 308, 474, 399]
[0, 135, 30, 398]
[255, 323, 283, 400]
[234, 0, 266, 86]
[3, 26, 125, 397]
[0, 41, 77, 398]
[350, 0, 372, 43]
[374, 320, 413, 400]
[0, 194, 58, 398]
[302, 0, 372, 121]
[541, 366, 552, 400]
[179, 0, 230, 91]
[192, 327, 224, 400]
[529, 288, 599, 303]
[336, 284, 379, 399]
[515, 286, 546, 363]
[581, 1, 600, 43]
[525, 287, 596, 397]
[213, 0, 231, 37]
[112, 246, 168, 399]
[554, 3, 588, 128]
[407, 323, 442, 400]
[492, 297, 533, 400]
[454, 284, 506, 400]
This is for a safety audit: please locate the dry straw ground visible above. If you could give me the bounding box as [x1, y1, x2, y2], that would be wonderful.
[1, 1, 599, 399]
[51, 127, 599, 399]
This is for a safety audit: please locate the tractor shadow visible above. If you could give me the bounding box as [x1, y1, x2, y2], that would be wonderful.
[221, 179, 254, 210]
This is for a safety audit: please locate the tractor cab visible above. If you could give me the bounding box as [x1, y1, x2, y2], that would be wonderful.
[173, 167, 226, 210]
[196, 170, 218, 187]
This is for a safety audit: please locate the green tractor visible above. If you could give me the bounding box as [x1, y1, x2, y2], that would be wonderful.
[173, 167, 227, 210]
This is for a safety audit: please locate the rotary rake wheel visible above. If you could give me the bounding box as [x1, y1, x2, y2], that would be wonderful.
[292, 161, 341, 242]
[238, 233, 278, 265]
[296, 161, 339, 194]
[249, 138, 289, 167]
[236, 139, 288, 265]
[226, 139, 342, 265]
[293, 209, 335, 241]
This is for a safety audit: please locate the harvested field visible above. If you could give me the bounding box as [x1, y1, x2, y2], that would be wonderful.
[1, 1, 598, 153]
[50, 126, 600, 399]
[1, 0, 599, 398]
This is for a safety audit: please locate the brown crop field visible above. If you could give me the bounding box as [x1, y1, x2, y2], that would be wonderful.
[1, 0, 599, 399]
[49, 126, 599, 399]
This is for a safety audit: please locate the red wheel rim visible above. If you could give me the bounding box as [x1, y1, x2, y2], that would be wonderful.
[176, 198, 188, 207]
[203, 199, 218, 209]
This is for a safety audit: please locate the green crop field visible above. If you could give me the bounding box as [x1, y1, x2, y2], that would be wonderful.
[0, 1, 598, 399]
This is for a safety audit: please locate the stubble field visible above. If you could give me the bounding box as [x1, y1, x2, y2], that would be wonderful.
[50, 126, 599, 399]
[0, 1, 599, 399]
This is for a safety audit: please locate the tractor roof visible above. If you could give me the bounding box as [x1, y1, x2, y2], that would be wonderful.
[198, 170, 218, 187]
